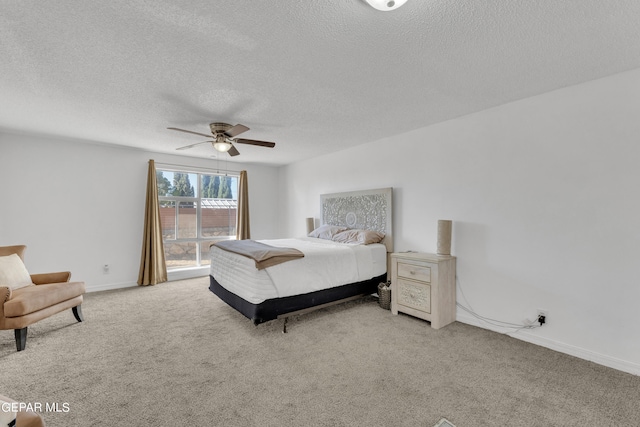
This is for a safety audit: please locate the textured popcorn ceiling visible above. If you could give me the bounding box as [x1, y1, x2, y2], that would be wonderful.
[1, 0, 639, 165]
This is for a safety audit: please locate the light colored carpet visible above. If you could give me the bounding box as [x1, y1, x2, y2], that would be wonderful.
[1, 277, 639, 426]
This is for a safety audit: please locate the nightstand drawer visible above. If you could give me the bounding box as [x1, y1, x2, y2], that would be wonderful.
[397, 262, 431, 282]
[397, 278, 431, 313]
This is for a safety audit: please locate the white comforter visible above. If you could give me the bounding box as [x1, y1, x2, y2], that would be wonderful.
[210, 237, 387, 304]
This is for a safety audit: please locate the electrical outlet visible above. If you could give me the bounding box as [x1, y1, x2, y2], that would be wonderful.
[103, 264, 110, 274]
[537, 308, 548, 325]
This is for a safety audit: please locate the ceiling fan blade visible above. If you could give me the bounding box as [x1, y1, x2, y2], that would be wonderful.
[228, 145, 240, 156]
[224, 124, 250, 138]
[176, 141, 211, 150]
[234, 138, 275, 148]
[167, 127, 212, 139]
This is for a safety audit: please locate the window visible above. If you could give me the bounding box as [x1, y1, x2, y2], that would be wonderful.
[156, 168, 238, 270]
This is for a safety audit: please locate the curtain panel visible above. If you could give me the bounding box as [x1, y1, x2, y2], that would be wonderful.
[236, 170, 250, 240]
[137, 159, 168, 286]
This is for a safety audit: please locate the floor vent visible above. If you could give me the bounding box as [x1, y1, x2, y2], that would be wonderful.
[433, 418, 456, 427]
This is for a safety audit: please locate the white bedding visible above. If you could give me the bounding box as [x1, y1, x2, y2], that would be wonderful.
[209, 237, 387, 304]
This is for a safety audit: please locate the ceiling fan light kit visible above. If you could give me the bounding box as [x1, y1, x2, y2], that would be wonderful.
[364, 0, 408, 11]
[213, 139, 232, 153]
[168, 122, 275, 157]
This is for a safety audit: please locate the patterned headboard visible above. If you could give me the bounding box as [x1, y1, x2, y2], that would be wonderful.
[320, 187, 393, 252]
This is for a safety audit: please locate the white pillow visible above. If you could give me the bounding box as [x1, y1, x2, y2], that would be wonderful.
[0, 254, 34, 290]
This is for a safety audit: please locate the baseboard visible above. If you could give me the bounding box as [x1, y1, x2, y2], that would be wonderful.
[456, 313, 640, 376]
[86, 281, 137, 293]
[85, 268, 209, 293]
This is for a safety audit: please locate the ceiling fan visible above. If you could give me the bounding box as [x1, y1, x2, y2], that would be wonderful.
[168, 122, 275, 157]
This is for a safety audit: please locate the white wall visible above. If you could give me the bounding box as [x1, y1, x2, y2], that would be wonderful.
[0, 132, 280, 291]
[2, 69, 638, 375]
[279, 68, 640, 375]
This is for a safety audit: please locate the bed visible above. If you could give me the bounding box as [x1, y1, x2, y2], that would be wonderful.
[208, 187, 393, 329]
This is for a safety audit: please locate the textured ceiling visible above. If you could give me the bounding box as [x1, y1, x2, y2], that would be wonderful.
[1, 0, 640, 166]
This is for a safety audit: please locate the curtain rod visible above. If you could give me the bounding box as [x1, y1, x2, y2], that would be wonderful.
[153, 161, 241, 175]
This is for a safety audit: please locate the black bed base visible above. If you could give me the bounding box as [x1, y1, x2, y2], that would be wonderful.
[209, 273, 387, 326]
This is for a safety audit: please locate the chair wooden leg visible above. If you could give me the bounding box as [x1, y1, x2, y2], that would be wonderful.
[15, 327, 27, 351]
[72, 305, 84, 322]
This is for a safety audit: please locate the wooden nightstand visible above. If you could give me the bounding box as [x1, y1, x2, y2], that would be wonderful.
[390, 252, 456, 329]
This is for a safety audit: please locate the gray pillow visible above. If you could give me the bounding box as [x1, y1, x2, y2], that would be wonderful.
[308, 224, 348, 240]
[332, 229, 385, 245]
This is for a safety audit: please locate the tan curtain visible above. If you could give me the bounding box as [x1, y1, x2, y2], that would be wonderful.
[137, 159, 167, 286]
[236, 170, 251, 240]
